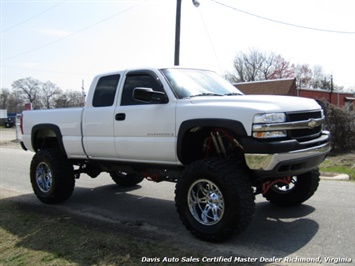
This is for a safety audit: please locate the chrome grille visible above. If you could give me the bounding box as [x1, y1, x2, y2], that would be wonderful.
[286, 111, 323, 141]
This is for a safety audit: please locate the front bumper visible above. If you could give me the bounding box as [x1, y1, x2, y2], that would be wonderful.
[244, 131, 330, 178]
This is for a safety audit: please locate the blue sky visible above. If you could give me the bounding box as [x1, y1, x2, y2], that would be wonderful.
[1, 0, 355, 92]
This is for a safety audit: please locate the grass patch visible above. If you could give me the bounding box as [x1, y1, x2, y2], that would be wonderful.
[319, 152, 355, 181]
[0, 200, 207, 266]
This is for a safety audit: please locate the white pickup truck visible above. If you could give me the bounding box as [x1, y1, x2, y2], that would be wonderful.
[21, 67, 330, 242]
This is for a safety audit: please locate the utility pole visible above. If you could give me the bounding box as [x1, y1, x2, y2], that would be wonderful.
[174, 0, 182, 66]
[81, 79, 85, 107]
[174, 0, 200, 66]
[329, 75, 334, 104]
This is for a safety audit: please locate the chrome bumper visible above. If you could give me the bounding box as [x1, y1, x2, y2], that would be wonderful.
[245, 141, 330, 171]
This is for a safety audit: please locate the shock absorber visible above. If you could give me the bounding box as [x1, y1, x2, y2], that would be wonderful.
[209, 131, 228, 158]
[204, 129, 244, 158]
[210, 132, 222, 156]
[216, 131, 227, 155]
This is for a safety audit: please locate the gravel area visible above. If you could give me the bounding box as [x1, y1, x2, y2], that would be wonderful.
[0, 128, 21, 148]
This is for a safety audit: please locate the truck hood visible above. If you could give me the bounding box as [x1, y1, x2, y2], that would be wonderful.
[188, 95, 321, 113]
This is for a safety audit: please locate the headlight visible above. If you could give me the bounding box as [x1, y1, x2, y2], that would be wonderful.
[253, 113, 286, 123]
[253, 113, 287, 139]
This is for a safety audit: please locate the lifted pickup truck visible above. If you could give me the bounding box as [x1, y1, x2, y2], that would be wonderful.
[21, 67, 330, 242]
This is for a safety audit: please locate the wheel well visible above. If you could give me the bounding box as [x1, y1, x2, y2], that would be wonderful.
[178, 126, 244, 165]
[32, 124, 66, 155]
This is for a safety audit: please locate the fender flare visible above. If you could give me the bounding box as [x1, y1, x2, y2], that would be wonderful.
[177, 119, 247, 163]
[31, 124, 66, 155]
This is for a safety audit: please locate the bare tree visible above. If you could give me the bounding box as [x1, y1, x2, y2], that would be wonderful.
[227, 49, 294, 83]
[225, 49, 340, 92]
[293, 64, 313, 89]
[242, 49, 265, 81]
[0, 88, 24, 113]
[268, 55, 294, 79]
[40, 81, 62, 109]
[232, 56, 246, 82]
[228, 49, 264, 82]
[260, 52, 277, 80]
[0, 88, 11, 109]
[311, 65, 332, 90]
[6, 77, 86, 111]
[8, 91, 25, 113]
[11, 77, 41, 108]
[54, 90, 82, 108]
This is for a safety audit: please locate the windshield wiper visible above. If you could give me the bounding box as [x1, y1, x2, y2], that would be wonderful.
[189, 93, 224, 97]
[224, 92, 243, 96]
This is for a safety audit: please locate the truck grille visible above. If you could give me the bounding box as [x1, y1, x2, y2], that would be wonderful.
[287, 111, 323, 141]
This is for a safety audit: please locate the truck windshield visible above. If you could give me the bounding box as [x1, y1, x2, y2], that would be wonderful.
[161, 68, 243, 99]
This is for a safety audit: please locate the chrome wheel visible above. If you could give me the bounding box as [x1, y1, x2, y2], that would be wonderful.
[36, 162, 53, 193]
[272, 176, 297, 193]
[188, 179, 225, 226]
[176, 158, 255, 241]
[263, 169, 320, 206]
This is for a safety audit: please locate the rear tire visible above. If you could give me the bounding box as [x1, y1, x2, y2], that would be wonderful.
[175, 157, 255, 242]
[110, 172, 144, 187]
[263, 168, 320, 206]
[30, 149, 75, 204]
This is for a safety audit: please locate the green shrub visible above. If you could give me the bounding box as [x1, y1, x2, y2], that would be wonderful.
[319, 100, 355, 154]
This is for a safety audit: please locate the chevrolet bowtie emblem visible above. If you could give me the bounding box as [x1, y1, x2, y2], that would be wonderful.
[308, 119, 317, 129]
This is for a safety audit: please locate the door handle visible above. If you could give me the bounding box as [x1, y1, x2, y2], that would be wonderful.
[115, 113, 126, 121]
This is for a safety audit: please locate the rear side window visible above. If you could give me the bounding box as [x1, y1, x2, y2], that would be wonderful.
[92, 74, 120, 107]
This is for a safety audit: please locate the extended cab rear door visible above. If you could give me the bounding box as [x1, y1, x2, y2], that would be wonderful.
[82, 74, 120, 160]
[113, 70, 177, 163]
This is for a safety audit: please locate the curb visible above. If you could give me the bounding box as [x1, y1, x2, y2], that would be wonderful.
[320, 172, 350, 181]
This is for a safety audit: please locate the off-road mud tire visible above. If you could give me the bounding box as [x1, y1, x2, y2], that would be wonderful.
[30, 149, 75, 204]
[263, 168, 320, 206]
[175, 157, 255, 242]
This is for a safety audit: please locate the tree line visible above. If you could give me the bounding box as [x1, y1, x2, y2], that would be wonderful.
[0, 77, 84, 113]
[224, 48, 343, 91]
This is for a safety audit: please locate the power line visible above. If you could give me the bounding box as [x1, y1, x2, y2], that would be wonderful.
[197, 7, 222, 73]
[2, 1, 66, 33]
[1, 3, 141, 62]
[210, 0, 355, 35]
[2, 63, 94, 77]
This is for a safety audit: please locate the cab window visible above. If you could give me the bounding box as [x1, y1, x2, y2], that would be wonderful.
[92, 74, 120, 107]
[121, 73, 165, 106]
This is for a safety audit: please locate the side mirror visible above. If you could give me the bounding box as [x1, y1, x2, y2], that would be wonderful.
[133, 87, 168, 104]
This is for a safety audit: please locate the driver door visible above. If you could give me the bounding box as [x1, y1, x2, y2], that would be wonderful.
[114, 70, 177, 163]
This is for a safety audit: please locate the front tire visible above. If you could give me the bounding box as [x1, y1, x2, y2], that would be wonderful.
[175, 158, 255, 242]
[30, 149, 75, 204]
[263, 168, 320, 206]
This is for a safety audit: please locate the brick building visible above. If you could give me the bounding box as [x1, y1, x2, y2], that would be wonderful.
[235, 78, 355, 110]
